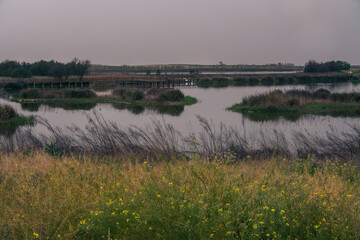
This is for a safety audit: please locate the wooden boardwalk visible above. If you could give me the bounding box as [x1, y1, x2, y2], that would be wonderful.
[0, 74, 197, 89]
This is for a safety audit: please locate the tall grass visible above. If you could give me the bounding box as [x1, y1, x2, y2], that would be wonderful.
[1, 114, 360, 160]
[0, 105, 16, 121]
[0, 152, 360, 239]
[241, 89, 360, 108]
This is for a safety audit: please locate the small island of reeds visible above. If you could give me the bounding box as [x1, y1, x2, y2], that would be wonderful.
[11, 88, 197, 115]
[228, 89, 360, 121]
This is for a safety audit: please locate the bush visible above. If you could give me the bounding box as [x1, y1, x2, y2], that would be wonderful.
[65, 90, 96, 98]
[131, 90, 144, 101]
[313, 89, 331, 99]
[113, 88, 128, 99]
[20, 89, 41, 99]
[4, 81, 28, 90]
[0, 105, 17, 121]
[286, 98, 300, 108]
[248, 78, 259, 86]
[113, 88, 144, 100]
[157, 90, 185, 102]
[261, 77, 274, 86]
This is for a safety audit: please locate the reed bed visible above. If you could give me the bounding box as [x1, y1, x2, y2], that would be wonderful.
[1, 114, 360, 161]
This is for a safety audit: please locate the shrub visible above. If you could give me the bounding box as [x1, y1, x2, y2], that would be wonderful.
[20, 89, 41, 99]
[196, 78, 210, 87]
[65, 90, 96, 98]
[313, 89, 331, 99]
[248, 78, 259, 86]
[261, 77, 274, 86]
[4, 81, 28, 90]
[132, 90, 144, 101]
[0, 105, 17, 121]
[113, 88, 144, 100]
[286, 98, 300, 108]
[113, 88, 128, 99]
[157, 90, 185, 102]
[233, 77, 247, 86]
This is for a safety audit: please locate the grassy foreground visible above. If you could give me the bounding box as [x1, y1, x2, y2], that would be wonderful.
[1, 153, 360, 239]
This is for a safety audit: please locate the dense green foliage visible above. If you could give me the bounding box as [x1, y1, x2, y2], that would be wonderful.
[157, 90, 185, 102]
[113, 88, 144, 101]
[304, 60, 350, 73]
[196, 74, 357, 88]
[0, 58, 90, 80]
[64, 90, 96, 98]
[3, 81, 28, 90]
[20, 89, 41, 99]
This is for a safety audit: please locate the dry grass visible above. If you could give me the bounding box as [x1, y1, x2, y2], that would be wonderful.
[1, 152, 360, 239]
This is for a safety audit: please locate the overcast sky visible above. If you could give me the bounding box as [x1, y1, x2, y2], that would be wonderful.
[0, 0, 359, 65]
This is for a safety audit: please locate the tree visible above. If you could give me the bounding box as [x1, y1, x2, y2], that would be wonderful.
[72, 58, 91, 82]
[30, 60, 55, 76]
[0, 60, 21, 76]
[49, 63, 66, 82]
[156, 69, 161, 76]
[304, 60, 319, 73]
[11, 67, 32, 78]
[304, 60, 350, 73]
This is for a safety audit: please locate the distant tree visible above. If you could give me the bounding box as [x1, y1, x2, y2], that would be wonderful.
[73, 59, 91, 82]
[11, 67, 33, 78]
[146, 70, 151, 75]
[304, 60, 350, 73]
[49, 63, 66, 82]
[304, 60, 319, 73]
[63, 61, 76, 82]
[156, 69, 161, 76]
[0, 60, 21, 76]
[30, 60, 55, 76]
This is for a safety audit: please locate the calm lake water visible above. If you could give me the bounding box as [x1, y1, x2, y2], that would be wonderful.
[1, 82, 360, 142]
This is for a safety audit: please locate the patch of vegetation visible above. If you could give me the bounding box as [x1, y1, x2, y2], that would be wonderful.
[228, 89, 360, 121]
[196, 78, 232, 88]
[1, 152, 360, 239]
[0, 105, 34, 135]
[304, 60, 350, 73]
[3, 81, 28, 91]
[113, 88, 144, 101]
[64, 89, 96, 98]
[20, 89, 41, 99]
[0, 58, 91, 81]
[195, 74, 358, 88]
[13, 88, 197, 113]
[157, 89, 185, 102]
[0, 105, 17, 121]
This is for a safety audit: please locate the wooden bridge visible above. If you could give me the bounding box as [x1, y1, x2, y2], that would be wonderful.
[0, 74, 197, 89]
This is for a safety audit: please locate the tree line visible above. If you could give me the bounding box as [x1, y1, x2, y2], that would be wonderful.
[304, 60, 350, 73]
[0, 58, 91, 82]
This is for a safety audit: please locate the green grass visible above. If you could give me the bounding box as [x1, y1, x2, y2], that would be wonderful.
[1, 153, 360, 239]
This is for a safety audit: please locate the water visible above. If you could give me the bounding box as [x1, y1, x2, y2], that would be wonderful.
[0, 82, 359, 142]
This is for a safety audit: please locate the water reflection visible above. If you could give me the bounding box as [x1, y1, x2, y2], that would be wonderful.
[0, 82, 358, 141]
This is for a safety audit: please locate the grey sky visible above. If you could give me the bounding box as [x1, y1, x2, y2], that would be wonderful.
[0, 0, 359, 65]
